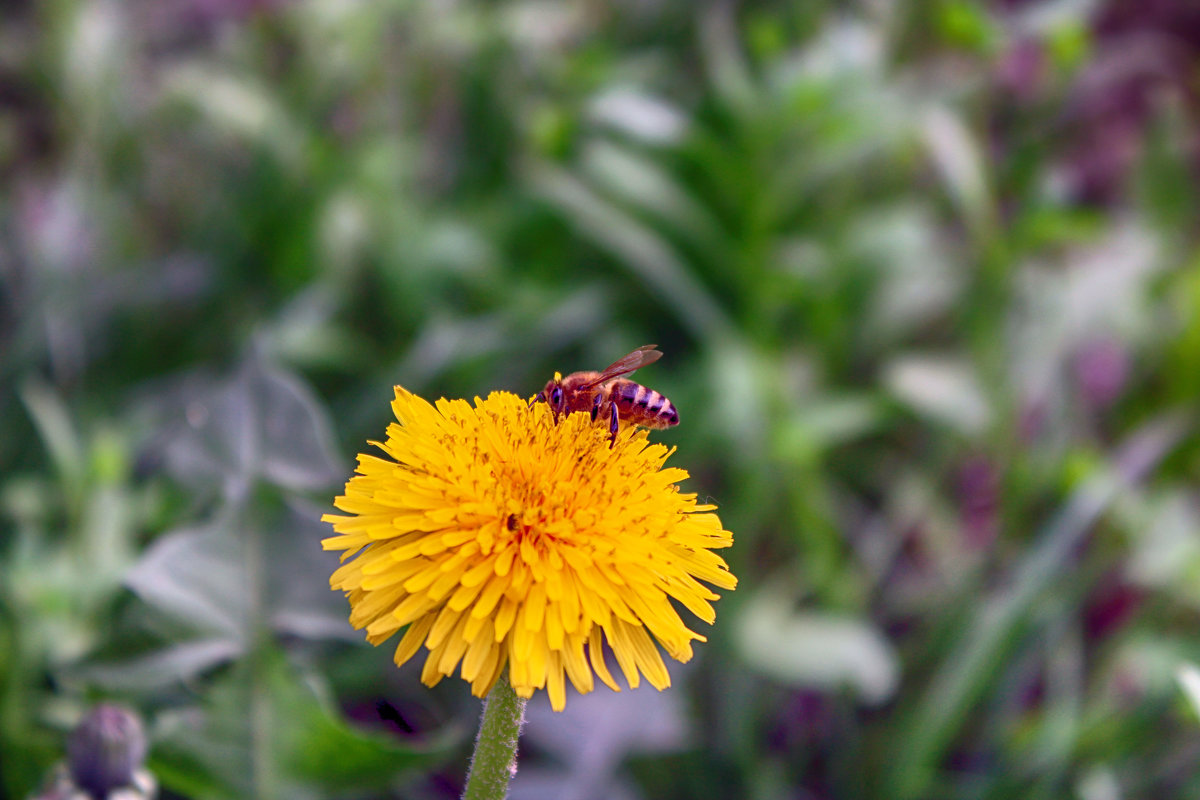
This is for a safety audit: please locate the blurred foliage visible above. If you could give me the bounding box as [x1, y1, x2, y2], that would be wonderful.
[5, 0, 1200, 798]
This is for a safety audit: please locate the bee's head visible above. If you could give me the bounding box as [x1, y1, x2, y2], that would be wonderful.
[534, 372, 566, 417]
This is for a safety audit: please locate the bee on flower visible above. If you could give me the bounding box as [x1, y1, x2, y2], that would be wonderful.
[323, 359, 735, 712]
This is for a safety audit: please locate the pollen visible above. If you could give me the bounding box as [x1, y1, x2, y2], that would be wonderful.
[322, 387, 736, 711]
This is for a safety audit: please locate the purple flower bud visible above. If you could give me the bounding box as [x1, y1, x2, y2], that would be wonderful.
[67, 705, 147, 798]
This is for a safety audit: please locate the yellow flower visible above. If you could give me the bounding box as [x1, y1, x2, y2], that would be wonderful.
[322, 387, 736, 711]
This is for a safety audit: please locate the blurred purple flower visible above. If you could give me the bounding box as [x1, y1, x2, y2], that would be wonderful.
[957, 456, 1000, 549]
[167, 0, 288, 25]
[1073, 338, 1130, 410]
[766, 690, 832, 755]
[1017, 399, 1046, 444]
[1084, 574, 1143, 640]
[990, 0, 1200, 205]
[1094, 0, 1200, 48]
[140, 0, 291, 47]
[1063, 0, 1200, 204]
[17, 179, 94, 275]
[994, 38, 1046, 101]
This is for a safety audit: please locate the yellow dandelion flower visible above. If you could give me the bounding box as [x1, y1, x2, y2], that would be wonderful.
[322, 387, 736, 711]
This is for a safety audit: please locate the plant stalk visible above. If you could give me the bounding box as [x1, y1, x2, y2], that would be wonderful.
[461, 676, 526, 800]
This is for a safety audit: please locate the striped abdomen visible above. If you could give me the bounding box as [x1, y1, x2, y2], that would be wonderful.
[610, 379, 679, 429]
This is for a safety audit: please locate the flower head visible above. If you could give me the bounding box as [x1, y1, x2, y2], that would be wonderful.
[322, 388, 736, 710]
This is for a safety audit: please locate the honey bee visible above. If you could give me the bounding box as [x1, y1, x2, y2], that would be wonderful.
[533, 344, 679, 444]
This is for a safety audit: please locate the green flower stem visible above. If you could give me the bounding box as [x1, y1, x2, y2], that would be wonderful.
[462, 675, 527, 800]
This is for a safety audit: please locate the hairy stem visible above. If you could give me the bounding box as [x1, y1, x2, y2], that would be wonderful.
[462, 676, 526, 800]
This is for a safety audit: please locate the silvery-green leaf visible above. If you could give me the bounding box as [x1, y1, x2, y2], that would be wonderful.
[156, 355, 343, 492]
[125, 521, 249, 642]
[1177, 662, 1200, 724]
[737, 584, 898, 705]
[885, 355, 991, 434]
[268, 499, 361, 641]
[587, 89, 688, 144]
[71, 639, 244, 691]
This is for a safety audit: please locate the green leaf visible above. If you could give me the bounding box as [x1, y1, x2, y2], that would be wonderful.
[152, 650, 453, 800]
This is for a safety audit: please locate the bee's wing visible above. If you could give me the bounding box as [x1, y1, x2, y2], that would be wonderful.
[579, 345, 662, 389]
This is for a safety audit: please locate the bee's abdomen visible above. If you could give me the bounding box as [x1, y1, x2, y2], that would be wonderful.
[613, 380, 679, 429]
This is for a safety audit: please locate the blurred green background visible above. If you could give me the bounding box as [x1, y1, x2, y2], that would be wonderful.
[5, 0, 1200, 798]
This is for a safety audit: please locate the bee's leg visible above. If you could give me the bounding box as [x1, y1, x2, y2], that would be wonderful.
[608, 400, 619, 447]
[591, 393, 603, 421]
